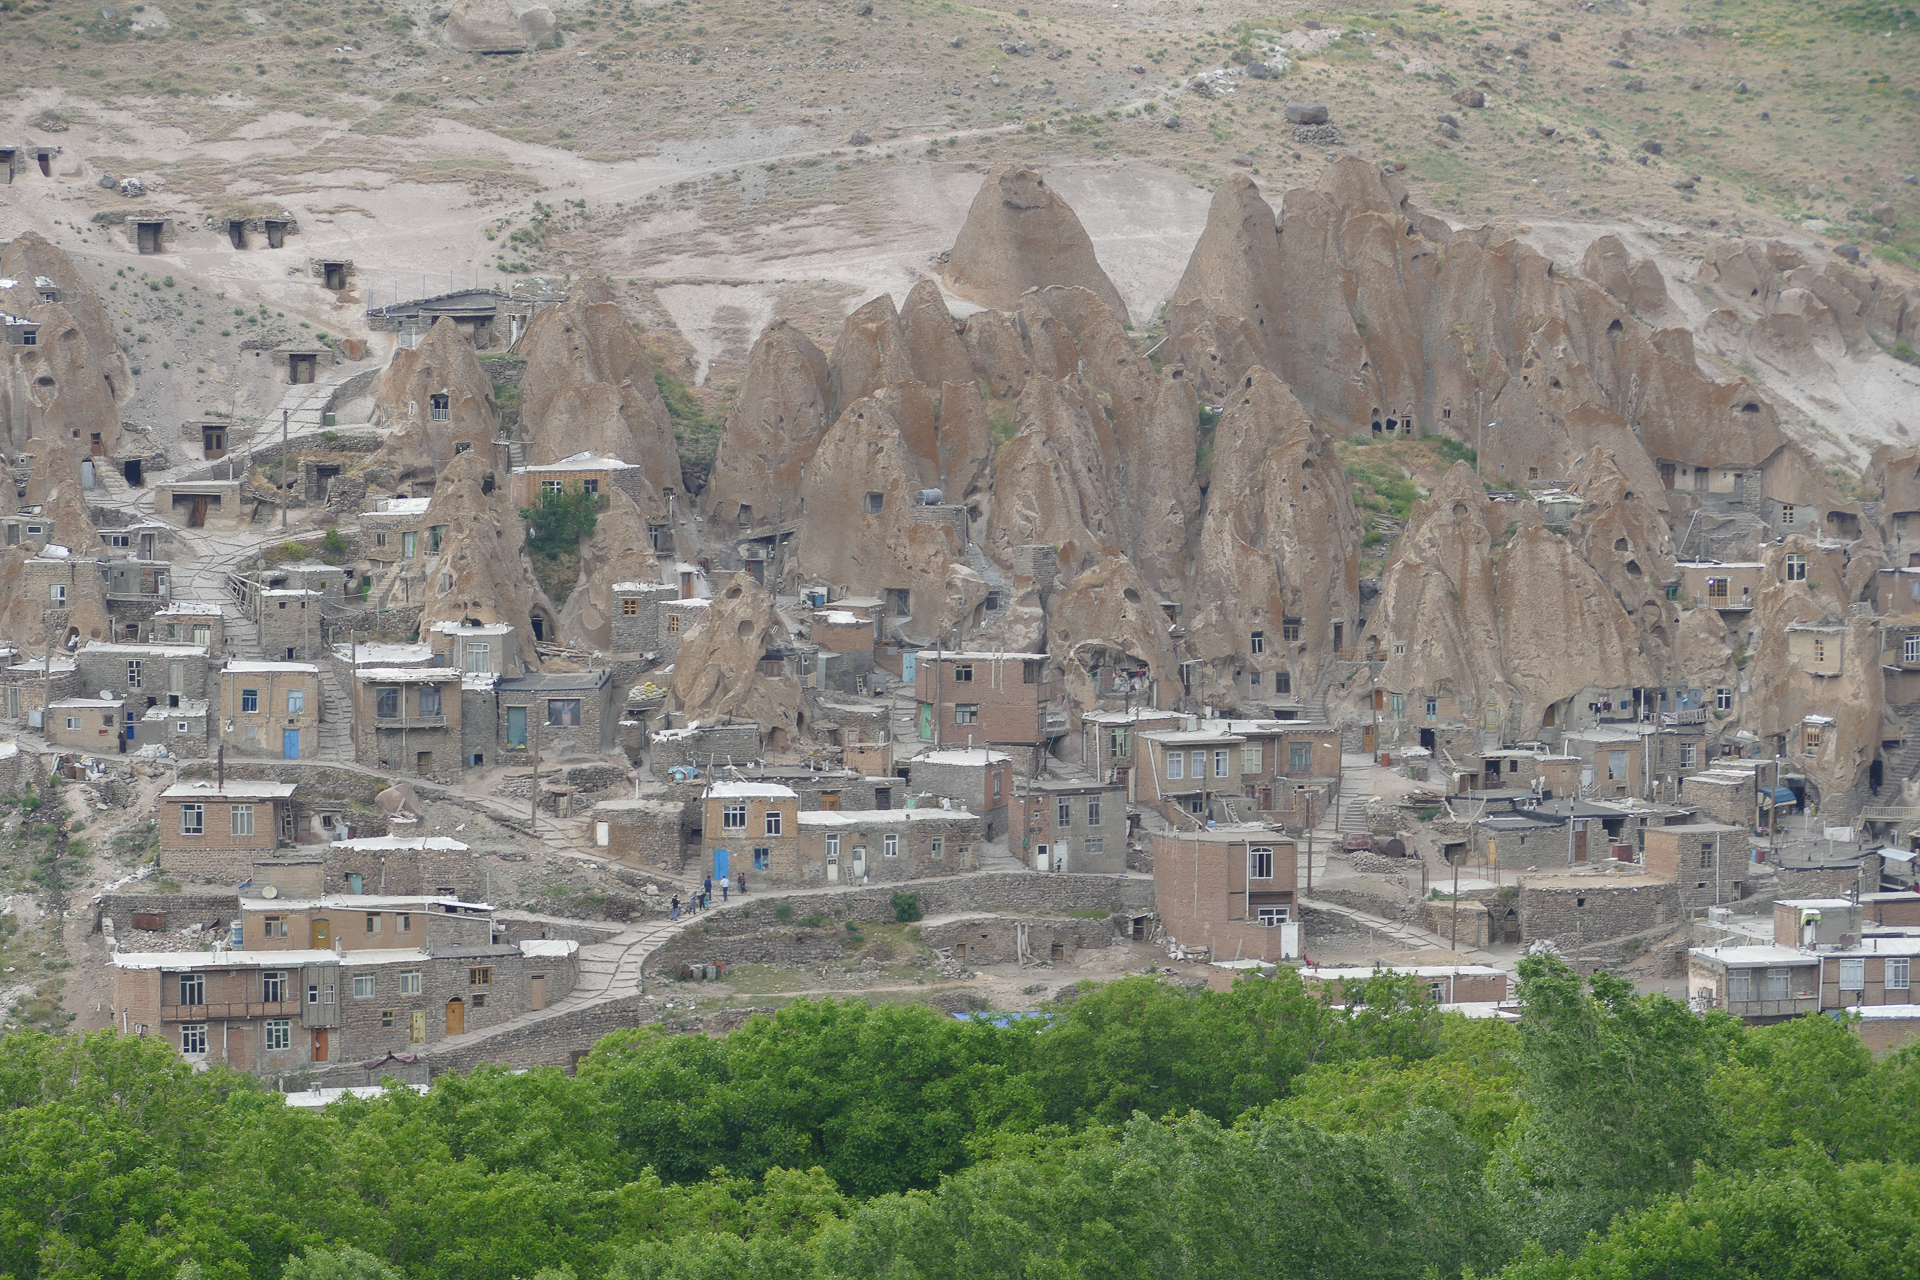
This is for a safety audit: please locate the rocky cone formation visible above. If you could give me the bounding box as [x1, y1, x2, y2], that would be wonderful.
[413, 448, 542, 671]
[366, 317, 499, 491]
[702, 320, 831, 529]
[943, 165, 1131, 325]
[0, 233, 130, 457]
[515, 275, 680, 483]
[671, 574, 808, 749]
[557, 486, 662, 653]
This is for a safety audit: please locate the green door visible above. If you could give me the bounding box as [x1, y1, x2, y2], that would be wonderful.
[506, 705, 527, 748]
[918, 703, 933, 740]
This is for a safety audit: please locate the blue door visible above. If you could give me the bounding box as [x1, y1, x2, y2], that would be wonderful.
[283, 728, 301, 759]
[713, 847, 730, 881]
[124, 710, 137, 742]
[902, 650, 916, 683]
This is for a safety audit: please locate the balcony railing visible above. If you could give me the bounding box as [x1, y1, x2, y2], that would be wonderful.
[1698, 995, 1819, 1018]
[374, 712, 447, 729]
[161, 1000, 299, 1022]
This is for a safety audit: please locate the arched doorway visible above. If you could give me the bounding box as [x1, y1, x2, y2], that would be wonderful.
[446, 997, 465, 1034]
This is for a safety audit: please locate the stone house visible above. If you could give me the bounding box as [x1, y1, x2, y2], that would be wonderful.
[591, 798, 690, 874]
[1476, 811, 1571, 869]
[427, 620, 520, 676]
[1558, 727, 1650, 799]
[610, 581, 681, 656]
[2, 655, 77, 727]
[1, 510, 57, 551]
[317, 835, 484, 899]
[358, 496, 435, 609]
[257, 590, 327, 662]
[793, 808, 982, 885]
[809, 600, 881, 692]
[649, 721, 762, 773]
[1135, 726, 1250, 823]
[158, 779, 298, 882]
[1515, 871, 1680, 946]
[1152, 825, 1301, 962]
[495, 669, 616, 762]
[1079, 708, 1185, 787]
[219, 661, 321, 759]
[352, 667, 465, 779]
[913, 651, 1060, 753]
[74, 642, 212, 718]
[904, 747, 1013, 838]
[1785, 623, 1847, 679]
[46, 696, 123, 751]
[922, 914, 1118, 967]
[136, 700, 211, 756]
[1642, 822, 1751, 910]
[151, 602, 225, 651]
[1016, 778, 1128, 874]
[1680, 766, 1762, 828]
[27, 551, 110, 645]
[510, 452, 648, 509]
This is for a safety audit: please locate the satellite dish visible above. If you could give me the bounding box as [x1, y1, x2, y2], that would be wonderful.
[98, 689, 114, 700]
[261, 885, 279, 899]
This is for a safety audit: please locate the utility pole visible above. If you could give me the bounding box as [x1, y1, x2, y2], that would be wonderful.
[280, 408, 290, 532]
[1450, 842, 1461, 952]
[529, 712, 539, 835]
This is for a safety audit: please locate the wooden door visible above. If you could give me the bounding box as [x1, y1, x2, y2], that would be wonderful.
[410, 1011, 426, 1044]
[446, 998, 465, 1034]
[310, 918, 330, 948]
[189, 496, 209, 528]
[311, 1029, 329, 1063]
[90, 432, 103, 456]
[530, 975, 547, 1011]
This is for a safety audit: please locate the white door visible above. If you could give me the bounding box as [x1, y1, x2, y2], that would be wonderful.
[852, 845, 867, 879]
[595, 822, 610, 847]
[826, 849, 839, 883]
[1054, 841, 1070, 873]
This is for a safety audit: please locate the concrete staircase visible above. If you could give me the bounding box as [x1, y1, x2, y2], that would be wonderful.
[1879, 700, 1920, 791]
[1336, 794, 1380, 834]
[315, 666, 354, 762]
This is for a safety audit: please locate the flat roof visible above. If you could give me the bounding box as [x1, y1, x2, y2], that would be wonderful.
[357, 667, 460, 683]
[329, 836, 471, 853]
[1648, 822, 1748, 834]
[1777, 898, 1857, 909]
[239, 894, 492, 912]
[518, 939, 580, 958]
[1300, 965, 1507, 979]
[518, 451, 636, 472]
[429, 621, 515, 636]
[1689, 944, 1820, 967]
[162, 781, 298, 799]
[915, 650, 1048, 661]
[225, 661, 318, 674]
[153, 601, 225, 616]
[334, 641, 433, 664]
[797, 808, 979, 826]
[114, 949, 345, 970]
[911, 748, 1012, 766]
[1138, 730, 1247, 744]
[50, 697, 123, 708]
[709, 781, 797, 799]
[499, 671, 610, 692]
[1151, 824, 1292, 842]
[80, 642, 206, 656]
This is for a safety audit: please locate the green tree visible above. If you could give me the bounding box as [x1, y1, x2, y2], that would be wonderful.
[281, 1247, 404, 1280]
[519, 484, 599, 559]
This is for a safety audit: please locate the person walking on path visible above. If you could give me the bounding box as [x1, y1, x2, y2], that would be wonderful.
[670, 895, 680, 921]
[721, 881, 729, 903]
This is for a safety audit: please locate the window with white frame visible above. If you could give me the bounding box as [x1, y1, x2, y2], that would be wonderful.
[1250, 630, 1265, 655]
[955, 704, 978, 724]
[1839, 958, 1865, 990]
[1727, 970, 1752, 1002]
[1214, 750, 1230, 778]
[180, 1024, 208, 1055]
[884, 833, 899, 857]
[465, 642, 491, 672]
[931, 838, 944, 858]
[1167, 749, 1184, 780]
[1908, 636, 1920, 664]
[1086, 795, 1101, 825]
[264, 1019, 291, 1051]
[721, 802, 747, 830]
[1716, 687, 1733, 711]
[178, 973, 205, 1005]
[179, 803, 204, 835]
[1085, 838, 1103, 854]
[399, 971, 422, 995]
[1057, 798, 1072, 827]
[1784, 553, 1807, 581]
[1256, 907, 1289, 926]
[261, 971, 286, 1002]
[230, 805, 254, 837]
[1890, 958, 1911, 991]
[826, 833, 840, 860]
[287, 688, 305, 714]
[1248, 847, 1273, 880]
[50, 584, 65, 605]
[765, 809, 783, 836]
[352, 975, 376, 998]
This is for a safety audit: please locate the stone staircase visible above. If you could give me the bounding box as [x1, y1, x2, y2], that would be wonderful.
[315, 666, 355, 762]
[1879, 700, 1920, 791]
[1336, 794, 1380, 834]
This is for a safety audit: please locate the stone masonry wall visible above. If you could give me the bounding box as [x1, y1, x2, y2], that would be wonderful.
[1520, 880, 1680, 946]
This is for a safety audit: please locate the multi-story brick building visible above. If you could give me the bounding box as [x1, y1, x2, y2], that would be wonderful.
[913, 650, 1060, 756]
[700, 781, 799, 885]
[110, 876, 577, 1072]
[158, 779, 299, 881]
[427, 620, 520, 676]
[1016, 777, 1127, 873]
[1151, 824, 1301, 962]
[258, 589, 326, 662]
[219, 661, 321, 758]
[1134, 726, 1252, 824]
[511, 452, 648, 510]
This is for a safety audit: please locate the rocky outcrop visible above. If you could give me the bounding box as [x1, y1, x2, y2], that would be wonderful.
[442, 0, 555, 51]
[944, 165, 1130, 325]
[1566, 451, 1683, 670]
[413, 449, 541, 671]
[366, 318, 499, 491]
[22, 435, 107, 558]
[1580, 235, 1671, 316]
[702, 320, 830, 529]
[557, 486, 662, 653]
[983, 376, 1126, 579]
[1162, 159, 1793, 483]
[0, 233, 130, 457]
[1045, 555, 1178, 723]
[1184, 368, 1362, 686]
[789, 394, 983, 634]
[516, 276, 679, 484]
[671, 574, 808, 750]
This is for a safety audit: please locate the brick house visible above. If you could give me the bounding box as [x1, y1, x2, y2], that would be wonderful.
[1151, 824, 1301, 962]
[700, 781, 800, 885]
[352, 667, 464, 778]
[913, 651, 1060, 753]
[904, 747, 1013, 838]
[46, 696, 123, 751]
[511, 452, 647, 509]
[1016, 778, 1128, 874]
[1079, 707, 1185, 789]
[158, 780, 298, 882]
[1687, 944, 1825, 1023]
[219, 661, 321, 759]
[794, 809, 982, 885]
[1135, 727, 1249, 824]
[1643, 822, 1750, 910]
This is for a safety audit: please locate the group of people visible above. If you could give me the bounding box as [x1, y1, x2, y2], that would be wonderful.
[669, 871, 746, 921]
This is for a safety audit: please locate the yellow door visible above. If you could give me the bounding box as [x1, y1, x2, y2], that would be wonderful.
[310, 918, 330, 948]
[446, 998, 465, 1034]
[409, 1011, 426, 1044]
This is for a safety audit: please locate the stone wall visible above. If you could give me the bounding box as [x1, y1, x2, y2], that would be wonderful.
[922, 914, 1123, 965]
[99, 890, 238, 937]
[646, 871, 1155, 971]
[651, 722, 763, 771]
[1519, 878, 1680, 945]
[592, 797, 690, 874]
